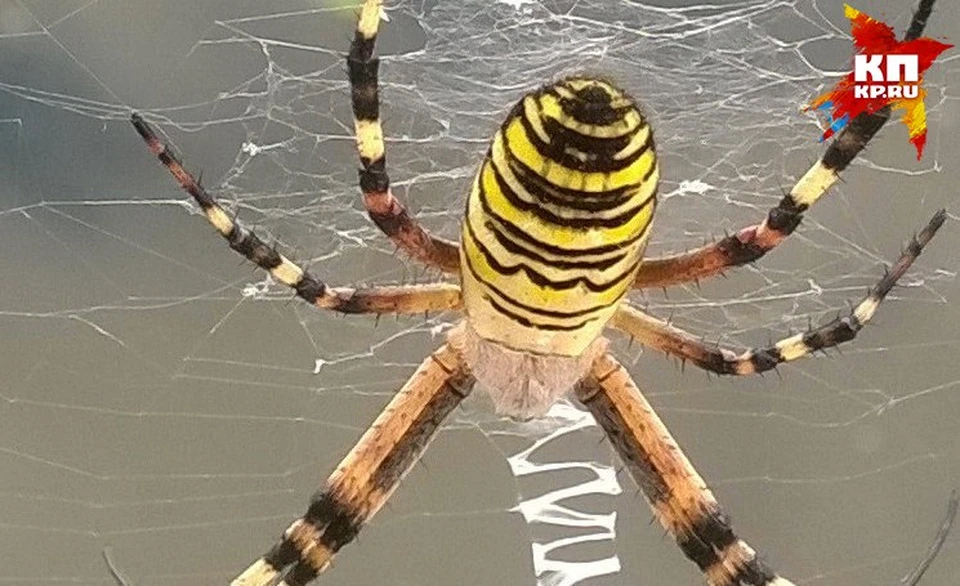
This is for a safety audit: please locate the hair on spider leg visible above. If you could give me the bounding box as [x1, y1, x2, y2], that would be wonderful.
[416, 261, 430, 283]
[768, 363, 783, 381]
[666, 354, 683, 371]
[594, 432, 607, 448]
[664, 308, 676, 326]
[612, 464, 626, 478]
[775, 180, 794, 201]
[659, 522, 672, 541]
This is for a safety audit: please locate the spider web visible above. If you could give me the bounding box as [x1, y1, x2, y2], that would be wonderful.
[0, 0, 958, 584]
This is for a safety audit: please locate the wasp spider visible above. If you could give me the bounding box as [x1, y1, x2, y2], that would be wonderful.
[131, 0, 946, 584]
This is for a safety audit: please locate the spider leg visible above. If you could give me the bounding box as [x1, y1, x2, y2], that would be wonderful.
[632, 0, 938, 289]
[612, 210, 946, 375]
[131, 114, 462, 315]
[349, 0, 460, 273]
[233, 341, 474, 586]
[575, 353, 794, 586]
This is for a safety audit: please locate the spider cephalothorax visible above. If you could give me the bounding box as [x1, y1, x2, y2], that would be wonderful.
[130, 0, 945, 585]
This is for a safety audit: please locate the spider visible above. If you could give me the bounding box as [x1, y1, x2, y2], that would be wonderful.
[130, 0, 946, 584]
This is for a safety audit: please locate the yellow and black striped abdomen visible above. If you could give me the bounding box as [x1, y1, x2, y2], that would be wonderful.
[460, 77, 658, 356]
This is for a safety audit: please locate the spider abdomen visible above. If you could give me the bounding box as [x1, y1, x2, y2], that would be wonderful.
[459, 77, 659, 360]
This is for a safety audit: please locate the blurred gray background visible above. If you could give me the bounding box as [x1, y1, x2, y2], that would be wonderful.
[1, 0, 959, 584]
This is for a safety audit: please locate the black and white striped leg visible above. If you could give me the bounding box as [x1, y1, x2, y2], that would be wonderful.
[576, 353, 795, 586]
[131, 113, 462, 316]
[632, 0, 938, 290]
[348, 0, 460, 273]
[233, 341, 474, 586]
[613, 210, 946, 375]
